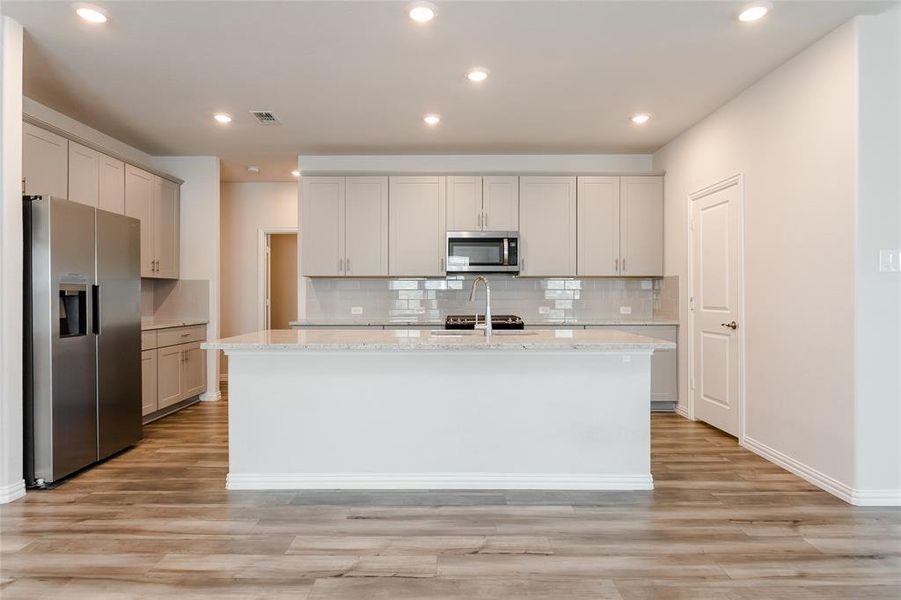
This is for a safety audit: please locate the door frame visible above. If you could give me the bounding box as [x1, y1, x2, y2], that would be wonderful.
[257, 227, 298, 331]
[686, 173, 748, 442]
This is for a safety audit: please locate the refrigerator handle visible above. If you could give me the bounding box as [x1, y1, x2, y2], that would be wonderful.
[92, 284, 101, 335]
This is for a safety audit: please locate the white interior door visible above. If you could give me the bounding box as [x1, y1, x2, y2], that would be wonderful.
[691, 178, 743, 437]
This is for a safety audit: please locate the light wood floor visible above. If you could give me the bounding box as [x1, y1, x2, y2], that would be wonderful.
[2, 393, 900, 599]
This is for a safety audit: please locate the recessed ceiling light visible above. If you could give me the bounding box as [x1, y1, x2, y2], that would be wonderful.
[423, 113, 441, 126]
[631, 113, 651, 125]
[213, 113, 232, 124]
[408, 2, 437, 23]
[246, 166, 260, 174]
[73, 3, 108, 24]
[738, 2, 771, 23]
[467, 68, 489, 82]
[291, 170, 300, 177]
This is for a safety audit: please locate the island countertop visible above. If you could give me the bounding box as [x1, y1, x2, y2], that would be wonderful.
[203, 328, 676, 352]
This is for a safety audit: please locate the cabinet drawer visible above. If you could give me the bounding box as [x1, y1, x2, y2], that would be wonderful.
[157, 325, 206, 348]
[141, 331, 158, 350]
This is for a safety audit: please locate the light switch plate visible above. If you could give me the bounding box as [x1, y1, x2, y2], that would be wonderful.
[351, 306, 363, 315]
[620, 306, 632, 315]
[879, 249, 901, 272]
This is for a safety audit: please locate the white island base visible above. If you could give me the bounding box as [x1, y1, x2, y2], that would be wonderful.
[207, 329, 674, 491]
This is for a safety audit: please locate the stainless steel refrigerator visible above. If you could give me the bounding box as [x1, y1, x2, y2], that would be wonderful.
[24, 195, 142, 486]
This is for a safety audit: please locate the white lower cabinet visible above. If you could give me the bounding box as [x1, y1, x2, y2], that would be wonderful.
[141, 325, 207, 418]
[141, 350, 158, 416]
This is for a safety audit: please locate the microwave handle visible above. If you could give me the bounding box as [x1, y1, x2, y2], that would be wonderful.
[503, 238, 509, 266]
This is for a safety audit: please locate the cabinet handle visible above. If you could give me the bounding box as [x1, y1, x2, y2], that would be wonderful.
[615, 258, 619, 273]
[440, 257, 445, 272]
[484, 211, 488, 228]
[622, 258, 626, 273]
[346, 258, 351, 274]
[338, 257, 344, 274]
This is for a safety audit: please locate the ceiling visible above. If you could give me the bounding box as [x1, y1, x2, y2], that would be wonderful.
[2, 1, 893, 182]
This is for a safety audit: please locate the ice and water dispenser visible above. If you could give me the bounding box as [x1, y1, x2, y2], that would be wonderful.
[58, 284, 87, 338]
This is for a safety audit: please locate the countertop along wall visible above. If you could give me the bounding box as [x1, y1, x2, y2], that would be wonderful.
[653, 18, 899, 504]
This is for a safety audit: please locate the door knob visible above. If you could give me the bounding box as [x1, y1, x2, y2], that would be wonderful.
[721, 320, 738, 330]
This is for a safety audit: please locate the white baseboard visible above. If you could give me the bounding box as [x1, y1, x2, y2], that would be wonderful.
[226, 472, 654, 491]
[847, 489, 901, 506]
[0, 480, 26, 504]
[742, 436, 901, 507]
[675, 403, 690, 418]
[200, 390, 221, 402]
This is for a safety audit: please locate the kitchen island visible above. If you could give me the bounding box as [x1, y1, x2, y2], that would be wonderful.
[204, 328, 675, 491]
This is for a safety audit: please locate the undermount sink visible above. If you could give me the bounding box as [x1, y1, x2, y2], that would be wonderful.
[429, 330, 539, 337]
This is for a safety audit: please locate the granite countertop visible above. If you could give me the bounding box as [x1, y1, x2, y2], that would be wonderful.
[289, 319, 679, 327]
[141, 319, 209, 331]
[203, 328, 676, 352]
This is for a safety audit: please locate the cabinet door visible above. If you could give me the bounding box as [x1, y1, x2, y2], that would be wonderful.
[389, 176, 447, 276]
[124, 165, 155, 277]
[519, 176, 576, 276]
[300, 177, 345, 276]
[446, 176, 482, 231]
[154, 177, 180, 279]
[23, 123, 68, 198]
[157, 345, 183, 409]
[577, 176, 620, 276]
[483, 176, 519, 231]
[67, 141, 100, 207]
[141, 349, 158, 417]
[98, 154, 125, 214]
[345, 176, 388, 276]
[620, 176, 663, 276]
[180, 342, 206, 400]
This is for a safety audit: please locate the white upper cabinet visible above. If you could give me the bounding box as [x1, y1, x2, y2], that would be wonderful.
[67, 141, 100, 207]
[125, 166, 180, 279]
[446, 175, 519, 231]
[620, 176, 663, 276]
[389, 176, 447, 277]
[482, 176, 519, 231]
[154, 176, 180, 279]
[345, 176, 388, 276]
[125, 165, 155, 277]
[301, 177, 345, 276]
[446, 176, 482, 231]
[98, 155, 125, 214]
[23, 123, 68, 199]
[519, 176, 577, 276]
[577, 176, 620, 276]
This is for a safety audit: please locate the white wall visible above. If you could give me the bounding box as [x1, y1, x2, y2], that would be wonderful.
[654, 14, 901, 504]
[0, 16, 25, 504]
[153, 156, 222, 400]
[298, 154, 655, 174]
[654, 23, 859, 494]
[220, 182, 298, 371]
[853, 6, 901, 499]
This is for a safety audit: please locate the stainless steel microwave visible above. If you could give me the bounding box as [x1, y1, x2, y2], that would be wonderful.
[446, 231, 519, 273]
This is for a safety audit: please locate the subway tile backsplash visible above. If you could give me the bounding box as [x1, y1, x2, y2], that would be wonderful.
[303, 275, 678, 324]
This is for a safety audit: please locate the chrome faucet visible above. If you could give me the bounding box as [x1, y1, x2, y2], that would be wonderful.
[469, 275, 492, 337]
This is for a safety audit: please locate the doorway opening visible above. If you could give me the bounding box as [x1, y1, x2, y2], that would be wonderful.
[259, 229, 298, 329]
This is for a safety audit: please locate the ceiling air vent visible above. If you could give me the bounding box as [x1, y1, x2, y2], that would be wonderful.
[249, 110, 280, 125]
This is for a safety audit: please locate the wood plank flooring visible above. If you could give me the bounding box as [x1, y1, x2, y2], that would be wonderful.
[2, 391, 900, 599]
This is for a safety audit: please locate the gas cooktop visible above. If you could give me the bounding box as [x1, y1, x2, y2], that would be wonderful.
[444, 314, 525, 330]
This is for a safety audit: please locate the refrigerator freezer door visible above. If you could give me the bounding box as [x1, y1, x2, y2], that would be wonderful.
[96, 209, 143, 459]
[43, 198, 98, 482]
